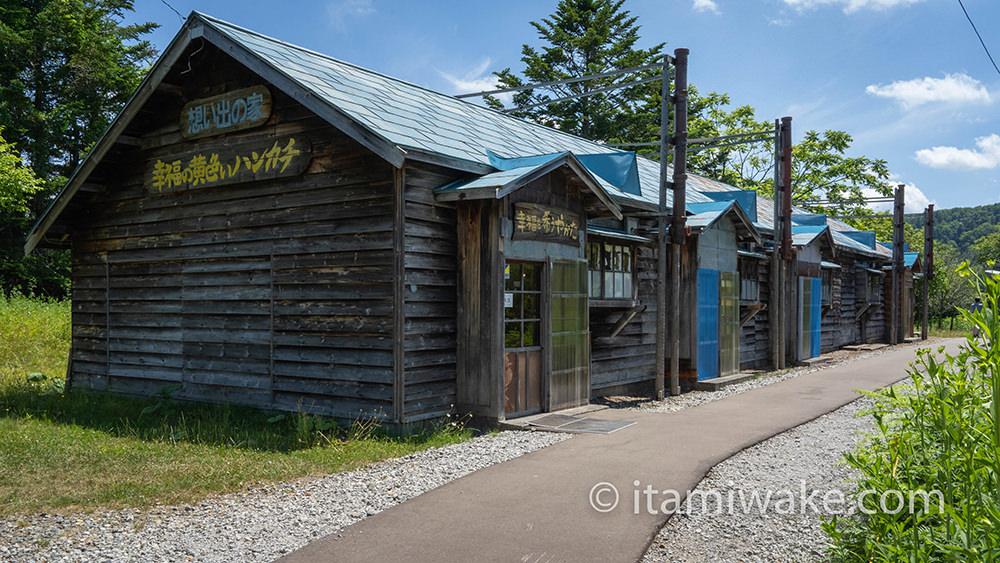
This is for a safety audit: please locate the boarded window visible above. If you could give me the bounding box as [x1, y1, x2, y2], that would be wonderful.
[739, 259, 759, 303]
[821, 269, 833, 306]
[867, 272, 883, 304]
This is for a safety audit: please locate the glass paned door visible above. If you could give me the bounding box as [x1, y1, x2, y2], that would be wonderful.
[504, 262, 543, 416]
[550, 259, 590, 411]
[719, 271, 740, 376]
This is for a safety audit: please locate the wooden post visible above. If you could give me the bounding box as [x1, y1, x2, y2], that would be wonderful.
[778, 117, 793, 366]
[922, 204, 934, 340]
[655, 53, 671, 400]
[769, 119, 783, 371]
[670, 48, 689, 397]
[393, 167, 406, 424]
[891, 184, 904, 344]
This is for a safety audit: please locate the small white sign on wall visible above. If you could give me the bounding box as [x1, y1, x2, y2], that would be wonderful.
[504, 292, 514, 308]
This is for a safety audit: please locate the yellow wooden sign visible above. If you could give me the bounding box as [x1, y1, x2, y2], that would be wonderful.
[146, 135, 311, 193]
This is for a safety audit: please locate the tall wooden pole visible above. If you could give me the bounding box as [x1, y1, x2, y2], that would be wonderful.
[769, 119, 783, 370]
[778, 117, 793, 366]
[922, 204, 934, 340]
[655, 53, 671, 400]
[891, 184, 904, 344]
[670, 48, 689, 397]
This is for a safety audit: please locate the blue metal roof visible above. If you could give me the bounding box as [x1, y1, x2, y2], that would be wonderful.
[687, 200, 762, 244]
[904, 252, 920, 268]
[791, 226, 828, 247]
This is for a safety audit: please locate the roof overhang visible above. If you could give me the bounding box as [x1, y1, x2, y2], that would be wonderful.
[686, 201, 762, 245]
[791, 225, 837, 259]
[434, 152, 623, 220]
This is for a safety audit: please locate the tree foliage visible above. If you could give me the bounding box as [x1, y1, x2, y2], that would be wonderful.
[0, 128, 64, 297]
[0, 0, 156, 297]
[906, 202, 1000, 258]
[0, 0, 158, 184]
[970, 225, 1000, 267]
[487, 0, 664, 143]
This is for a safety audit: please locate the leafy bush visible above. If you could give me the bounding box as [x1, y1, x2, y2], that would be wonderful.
[824, 264, 1000, 561]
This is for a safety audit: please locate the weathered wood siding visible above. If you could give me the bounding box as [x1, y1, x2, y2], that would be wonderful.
[69, 45, 401, 420]
[739, 258, 770, 370]
[590, 235, 657, 392]
[835, 260, 859, 347]
[820, 267, 841, 353]
[402, 162, 462, 422]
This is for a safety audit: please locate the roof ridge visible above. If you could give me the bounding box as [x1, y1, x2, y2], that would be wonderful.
[192, 11, 629, 161]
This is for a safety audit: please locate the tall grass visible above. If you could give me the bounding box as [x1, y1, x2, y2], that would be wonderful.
[824, 264, 1000, 561]
[0, 294, 471, 517]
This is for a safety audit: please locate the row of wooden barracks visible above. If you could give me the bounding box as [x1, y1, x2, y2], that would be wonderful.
[25, 13, 923, 426]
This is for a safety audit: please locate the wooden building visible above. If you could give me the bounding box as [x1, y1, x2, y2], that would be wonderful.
[25, 13, 901, 426]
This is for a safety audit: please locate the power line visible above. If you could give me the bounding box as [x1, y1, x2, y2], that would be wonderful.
[455, 62, 667, 99]
[957, 0, 1000, 76]
[160, 0, 185, 23]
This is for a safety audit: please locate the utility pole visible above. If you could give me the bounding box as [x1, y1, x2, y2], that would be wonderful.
[669, 48, 689, 398]
[922, 204, 934, 340]
[778, 117, 793, 366]
[655, 53, 671, 400]
[769, 119, 783, 371]
[891, 184, 904, 344]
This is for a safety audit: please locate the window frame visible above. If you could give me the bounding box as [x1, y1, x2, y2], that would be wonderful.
[587, 239, 636, 302]
[738, 258, 760, 305]
[821, 268, 834, 307]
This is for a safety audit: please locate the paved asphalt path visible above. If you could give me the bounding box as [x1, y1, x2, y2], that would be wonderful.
[277, 339, 961, 563]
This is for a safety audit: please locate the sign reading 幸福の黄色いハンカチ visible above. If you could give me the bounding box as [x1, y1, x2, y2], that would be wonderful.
[145, 135, 312, 193]
[512, 203, 581, 245]
[181, 86, 273, 139]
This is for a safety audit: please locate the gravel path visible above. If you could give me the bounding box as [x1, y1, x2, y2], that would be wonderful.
[0, 431, 568, 563]
[640, 393, 882, 563]
[2, 341, 934, 563]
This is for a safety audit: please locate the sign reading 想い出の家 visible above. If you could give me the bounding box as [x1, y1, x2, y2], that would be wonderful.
[181, 86, 272, 139]
[146, 135, 312, 193]
[512, 203, 581, 245]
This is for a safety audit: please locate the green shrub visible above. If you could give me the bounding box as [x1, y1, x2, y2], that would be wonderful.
[824, 263, 1000, 561]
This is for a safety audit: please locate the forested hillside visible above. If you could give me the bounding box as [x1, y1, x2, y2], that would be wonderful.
[906, 202, 1000, 257]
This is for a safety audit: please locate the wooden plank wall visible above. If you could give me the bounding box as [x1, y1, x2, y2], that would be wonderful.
[401, 162, 462, 422]
[820, 267, 842, 353]
[835, 261, 859, 347]
[69, 50, 401, 420]
[739, 259, 770, 370]
[589, 237, 657, 392]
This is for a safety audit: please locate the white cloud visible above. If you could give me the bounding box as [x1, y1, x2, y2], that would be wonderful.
[862, 179, 932, 214]
[327, 0, 375, 30]
[915, 134, 1000, 170]
[693, 0, 721, 14]
[439, 59, 513, 106]
[783, 0, 925, 14]
[866, 73, 991, 109]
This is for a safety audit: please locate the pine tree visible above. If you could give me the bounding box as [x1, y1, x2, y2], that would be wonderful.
[489, 0, 664, 143]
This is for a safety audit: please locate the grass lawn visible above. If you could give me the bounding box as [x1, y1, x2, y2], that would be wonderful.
[0, 294, 470, 517]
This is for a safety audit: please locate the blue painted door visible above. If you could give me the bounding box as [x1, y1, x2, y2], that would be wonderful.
[697, 268, 720, 380]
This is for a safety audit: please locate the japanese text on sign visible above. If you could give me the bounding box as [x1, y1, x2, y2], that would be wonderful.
[147, 136, 311, 192]
[513, 203, 580, 245]
[180, 86, 272, 139]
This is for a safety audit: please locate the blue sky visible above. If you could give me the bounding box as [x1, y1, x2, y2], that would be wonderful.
[126, 0, 1000, 211]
